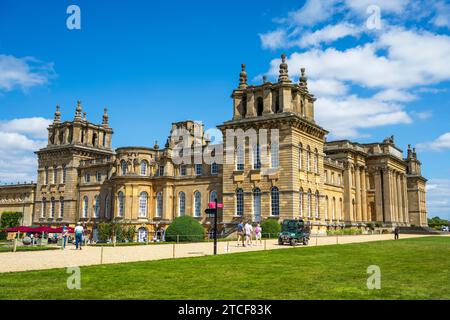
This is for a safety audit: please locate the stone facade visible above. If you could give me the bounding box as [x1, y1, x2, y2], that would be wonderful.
[0, 55, 428, 236]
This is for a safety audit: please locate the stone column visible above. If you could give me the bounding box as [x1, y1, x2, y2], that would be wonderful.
[397, 174, 403, 224]
[263, 86, 272, 115]
[374, 170, 383, 222]
[403, 175, 409, 223]
[361, 167, 367, 222]
[382, 168, 394, 223]
[343, 162, 353, 223]
[246, 88, 255, 117]
[355, 166, 362, 222]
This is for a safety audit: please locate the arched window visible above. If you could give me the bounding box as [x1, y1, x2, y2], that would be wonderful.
[158, 165, 165, 176]
[139, 192, 148, 217]
[315, 191, 320, 218]
[325, 196, 329, 220]
[299, 188, 303, 217]
[306, 146, 311, 172]
[41, 198, 46, 218]
[314, 149, 319, 174]
[236, 188, 244, 216]
[82, 196, 88, 218]
[179, 192, 186, 216]
[50, 197, 55, 218]
[121, 161, 127, 175]
[60, 197, 64, 218]
[253, 188, 261, 220]
[209, 190, 218, 203]
[271, 187, 280, 216]
[118, 192, 124, 217]
[140, 161, 148, 176]
[307, 190, 312, 218]
[253, 144, 261, 169]
[271, 142, 279, 168]
[256, 97, 264, 116]
[236, 145, 244, 171]
[299, 144, 303, 170]
[105, 195, 110, 219]
[211, 162, 218, 175]
[94, 195, 100, 218]
[156, 192, 163, 217]
[194, 191, 201, 217]
[332, 197, 336, 220]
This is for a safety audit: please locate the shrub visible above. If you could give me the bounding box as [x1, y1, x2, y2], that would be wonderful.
[0, 211, 23, 229]
[97, 222, 113, 242]
[260, 219, 281, 238]
[165, 216, 205, 242]
[366, 222, 375, 230]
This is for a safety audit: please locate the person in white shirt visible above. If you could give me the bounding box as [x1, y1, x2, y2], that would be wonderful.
[74, 222, 84, 250]
[244, 222, 253, 247]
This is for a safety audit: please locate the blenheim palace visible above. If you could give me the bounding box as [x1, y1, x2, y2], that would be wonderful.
[0, 55, 428, 237]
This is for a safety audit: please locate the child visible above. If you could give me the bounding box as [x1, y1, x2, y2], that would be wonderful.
[254, 223, 262, 246]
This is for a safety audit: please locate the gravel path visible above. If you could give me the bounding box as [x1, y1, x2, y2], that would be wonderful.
[0, 234, 437, 273]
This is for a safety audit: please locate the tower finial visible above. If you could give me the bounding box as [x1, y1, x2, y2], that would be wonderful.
[54, 105, 61, 123]
[74, 100, 82, 121]
[278, 53, 290, 83]
[102, 107, 109, 126]
[153, 140, 159, 150]
[239, 64, 247, 89]
[299, 67, 308, 88]
[83, 112, 87, 121]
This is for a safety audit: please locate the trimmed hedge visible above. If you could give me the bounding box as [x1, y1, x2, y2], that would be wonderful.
[165, 216, 205, 242]
[260, 219, 281, 238]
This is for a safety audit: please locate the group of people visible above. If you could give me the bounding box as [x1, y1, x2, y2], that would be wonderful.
[236, 221, 262, 247]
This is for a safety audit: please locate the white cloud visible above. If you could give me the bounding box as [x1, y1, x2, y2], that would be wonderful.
[297, 23, 361, 48]
[426, 179, 450, 220]
[373, 89, 417, 102]
[344, 0, 410, 15]
[417, 132, 450, 151]
[259, 29, 288, 50]
[315, 95, 412, 138]
[0, 117, 52, 139]
[432, 1, 450, 28]
[0, 55, 55, 92]
[283, 0, 341, 27]
[308, 79, 349, 97]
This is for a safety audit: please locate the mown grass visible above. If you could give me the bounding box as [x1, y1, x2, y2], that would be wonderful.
[0, 246, 59, 253]
[0, 236, 448, 300]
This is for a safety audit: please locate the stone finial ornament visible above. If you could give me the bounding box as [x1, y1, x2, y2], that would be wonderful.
[54, 105, 61, 123]
[239, 64, 247, 89]
[83, 112, 87, 121]
[299, 67, 308, 87]
[153, 140, 159, 150]
[74, 100, 83, 120]
[102, 107, 109, 126]
[278, 53, 290, 83]
[262, 75, 268, 83]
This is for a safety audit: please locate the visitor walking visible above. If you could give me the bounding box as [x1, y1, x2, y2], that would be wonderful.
[62, 225, 68, 249]
[74, 222, 84, 250]
[254, 223, 262, 246]
[244, 221, 253, 247]
[394, 226, 399, 240]
[237, 221, 244, 246]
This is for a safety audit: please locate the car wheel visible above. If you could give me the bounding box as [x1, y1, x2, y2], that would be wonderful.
[278, 238, 283, 245]
[303, 238, 309, 245]
[290, 238, 297, 246]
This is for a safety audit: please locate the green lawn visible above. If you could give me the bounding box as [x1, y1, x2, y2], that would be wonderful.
[0, 236, 448, 300]
[0, 246, 59, 253]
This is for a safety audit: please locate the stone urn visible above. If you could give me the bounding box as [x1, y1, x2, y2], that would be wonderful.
[22, 237, 32, 246]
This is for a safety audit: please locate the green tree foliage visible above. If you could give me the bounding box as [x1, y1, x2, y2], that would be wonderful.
[0, 212, 23, 229]
[165, 216, 205, 242]
[260, 219, 281, 238]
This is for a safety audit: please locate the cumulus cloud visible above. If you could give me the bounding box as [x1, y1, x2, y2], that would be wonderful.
[259, 29, 288, 50]
[417, 132, 450, 151]
[0, 117, 50, 184]
[0, 55, 55, 92]
[296, 23, 361, 48]
[373, 89, 417, 102]
[426, 179, 450, 219]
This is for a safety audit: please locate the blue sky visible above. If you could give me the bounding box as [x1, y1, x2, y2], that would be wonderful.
[0, 0, 449, 219]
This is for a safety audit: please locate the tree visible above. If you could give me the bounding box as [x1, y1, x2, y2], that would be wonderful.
[165, 216, 205, 242]
[260, 219, 281, 238]
[0, 212, 23, 229]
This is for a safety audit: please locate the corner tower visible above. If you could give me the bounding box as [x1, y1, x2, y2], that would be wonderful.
[405, 145, 428, 226]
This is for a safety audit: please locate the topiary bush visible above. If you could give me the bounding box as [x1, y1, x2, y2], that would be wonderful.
[165, 216, 205, 242]
[260, 219, 281, 238]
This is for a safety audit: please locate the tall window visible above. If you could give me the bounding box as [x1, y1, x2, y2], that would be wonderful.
[271, 142, 279, 168]
[118, 192, 124, 217]
[236, 145, 244, 171]
[209, 190, 218, 203]
[211, 162, 218, 175]
[140, 161, 148, 176]
[253, 144, 261, 169]
[41, 198, 46, 218]
[179, 192, 186, 216]
[158, 165, 165, 176]
[82, 196, 88, 218]
[325, 196, 329, 220]
[105, 195, 110, 219]
[180, 165, 187, 176]
[299, 188, 303, 217]
[271, 187, 280, 216]
[306, 146, 311, 172]
[53, 166, 58, 184]
[253, 188, 261, 219]
[156, 192, 163, 217]
[139, 192, 148, 217]
[299, 144, 303, 170]
[94, 195, 100, 218]
[307, 190, 312, 218]
[315, 191, 320, 218]
[332, 197, 336, 220]
[85, 173, 91, 183]
[339, 198, 343, 220]
[96, 171, 102, 182]
[50, 197, 55, 218]
[60, 197, 64, 218]
[236, 188, 244, 216]
[194, 191, 201, 217]
[62, 164, 67, 184]
[314, 149, 319, 174]
[45, 166, 49, 185]
[195, 164, 202, 176]
[121, 161, 127, 175]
